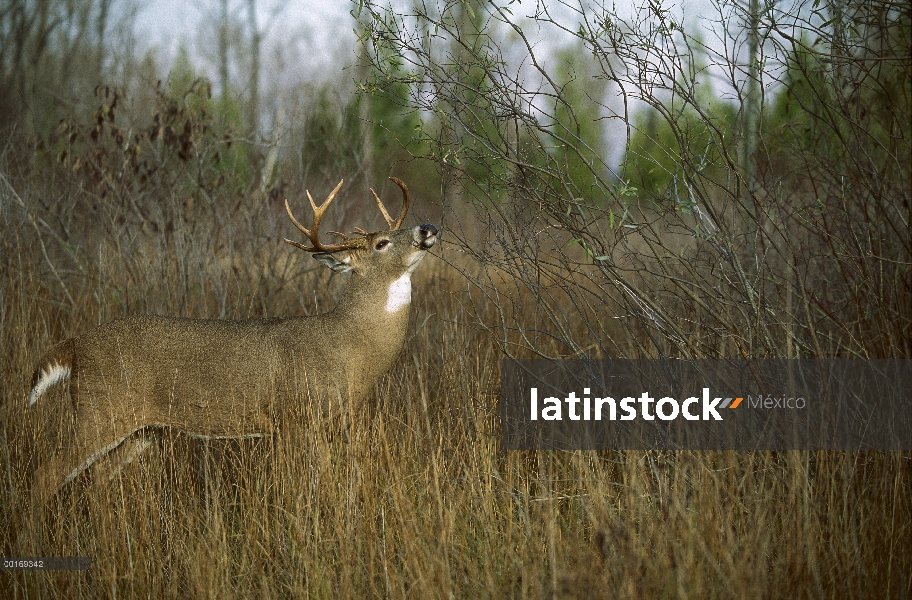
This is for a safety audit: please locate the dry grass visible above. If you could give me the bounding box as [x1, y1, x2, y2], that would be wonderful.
[1, 171, 910, 599]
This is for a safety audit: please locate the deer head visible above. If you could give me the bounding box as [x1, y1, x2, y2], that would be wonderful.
[284, 177, 439, 313]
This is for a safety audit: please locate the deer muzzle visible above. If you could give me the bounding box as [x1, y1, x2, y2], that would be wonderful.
[416, 223, 439, 250]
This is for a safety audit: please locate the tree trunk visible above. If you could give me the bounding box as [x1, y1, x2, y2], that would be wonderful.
[247, 0, 261, 134]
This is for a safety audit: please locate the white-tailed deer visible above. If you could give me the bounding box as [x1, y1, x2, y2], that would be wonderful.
[27, 177, 438, 508]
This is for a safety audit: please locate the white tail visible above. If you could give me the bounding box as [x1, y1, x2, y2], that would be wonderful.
[28, 177, 438, 507]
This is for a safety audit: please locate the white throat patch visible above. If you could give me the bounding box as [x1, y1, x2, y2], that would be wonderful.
[386, 273, 412, 313]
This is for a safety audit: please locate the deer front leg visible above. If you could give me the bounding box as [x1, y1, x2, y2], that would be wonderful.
[94, 434, 157, 483]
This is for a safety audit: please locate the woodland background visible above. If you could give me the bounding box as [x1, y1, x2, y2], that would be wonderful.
[1, 0, 910, 597]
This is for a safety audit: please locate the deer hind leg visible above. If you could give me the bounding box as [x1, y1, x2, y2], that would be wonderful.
[30, 406, 141, 510]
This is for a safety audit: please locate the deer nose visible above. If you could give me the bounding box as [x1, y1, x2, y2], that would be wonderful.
[418, 224, 438, 249]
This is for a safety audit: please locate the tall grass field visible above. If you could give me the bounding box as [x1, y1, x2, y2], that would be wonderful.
[1, 166, 909, 597]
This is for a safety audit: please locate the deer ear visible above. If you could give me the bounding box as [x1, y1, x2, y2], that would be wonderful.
[313, 252, 353, 273]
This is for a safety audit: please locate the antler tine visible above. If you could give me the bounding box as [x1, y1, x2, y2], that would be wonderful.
[370, 188, 394, 229]
[370, 176, 411, 230]
[284, 180, 366, 252]
[285, 238, 315, 253]
[388, 177, 411, 229]
[307, 179, 345, 239]
[284, 197, 310, 236]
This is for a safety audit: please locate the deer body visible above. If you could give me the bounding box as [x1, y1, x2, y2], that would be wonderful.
[28, 178, 437, 507]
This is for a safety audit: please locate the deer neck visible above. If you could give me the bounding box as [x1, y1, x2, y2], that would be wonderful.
[328, 272, 413, 340]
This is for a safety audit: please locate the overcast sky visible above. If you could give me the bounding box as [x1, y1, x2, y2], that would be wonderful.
[133, 0, 357, 87]
[132, 0, 728, 87]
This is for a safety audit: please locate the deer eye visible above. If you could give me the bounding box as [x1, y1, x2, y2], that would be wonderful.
[375, 240, 390, 250]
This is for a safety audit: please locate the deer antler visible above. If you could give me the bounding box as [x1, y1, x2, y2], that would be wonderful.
[284, 180, 367, 253]
[370, 176, 411, 230]
[285, 177, 412, 253]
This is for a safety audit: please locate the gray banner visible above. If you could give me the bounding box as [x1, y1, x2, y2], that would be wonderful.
[500, 360, 912, 450]
[1, 557, 91, 570]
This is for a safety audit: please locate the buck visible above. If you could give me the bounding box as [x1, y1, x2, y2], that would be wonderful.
[27, 177, 438, 508]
